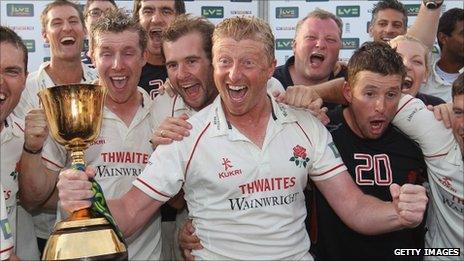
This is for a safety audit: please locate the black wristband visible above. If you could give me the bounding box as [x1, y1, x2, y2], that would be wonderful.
[23, 144, 43, 154]
[423, 0, 443, 9]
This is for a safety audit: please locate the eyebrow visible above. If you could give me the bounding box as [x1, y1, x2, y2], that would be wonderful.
[4, 65, 24, 73]
[364, 84, 400, 90]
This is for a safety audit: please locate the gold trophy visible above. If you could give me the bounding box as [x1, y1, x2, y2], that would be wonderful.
[38, 84, 127, 260]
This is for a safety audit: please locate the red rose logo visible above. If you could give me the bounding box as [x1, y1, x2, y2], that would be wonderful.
[293, 145, 307, 159]
[290, 145, 310, 168]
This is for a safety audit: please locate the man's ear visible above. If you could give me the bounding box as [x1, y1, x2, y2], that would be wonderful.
[42, 30, 49, 43]
[141, 49, 148, 67]
[437, 32, 447, 49]
[343, 80, 353, 103]
[267, 59, 277, 79]
[368, 24, 374, 38]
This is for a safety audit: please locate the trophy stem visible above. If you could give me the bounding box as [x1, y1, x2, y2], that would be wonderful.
[70, 208, 92, 220]
[70, 150, 85, 167]
[69, 149, 92, 220]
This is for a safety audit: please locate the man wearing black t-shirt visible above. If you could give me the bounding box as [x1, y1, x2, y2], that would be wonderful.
[273, 9, 345, 111]
[132, 0, 186, 99]
[311, 42, 426, 260]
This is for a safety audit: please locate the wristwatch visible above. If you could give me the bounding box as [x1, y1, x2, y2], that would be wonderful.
[423, 0, 444, 9]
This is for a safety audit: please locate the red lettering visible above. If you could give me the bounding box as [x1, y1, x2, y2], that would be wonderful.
[274, 177, 282, 189]
[108, 152, 115, 162]
[246, 182, 254, 194]
[143, 154, 148, 164]
[283, 177, 290, 189]
[253, 179, 264, 192]
[239, 184, 246, 194]
[115, 151, 124, 162]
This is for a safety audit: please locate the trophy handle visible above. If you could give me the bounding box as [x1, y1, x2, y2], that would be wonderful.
[69, 155, 92, 220]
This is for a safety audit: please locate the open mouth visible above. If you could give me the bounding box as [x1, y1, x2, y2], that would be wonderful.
[181, 83, 201, 97]
[110, 76, 127, 89]
[381, 37, 392, 42]
[60, 36, 76, 45]
[310, 53, 325, 67]
[402, 76, 413, 90]
[0, 93, 6, 104]
[370, 119, 385, 134]
[228, 85, 247, 102]
[149, 28, 162, 41]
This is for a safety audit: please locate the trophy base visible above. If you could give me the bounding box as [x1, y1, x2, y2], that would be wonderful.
[42, 217, 127, 260]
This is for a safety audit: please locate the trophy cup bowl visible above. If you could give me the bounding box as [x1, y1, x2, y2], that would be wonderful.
[38, 84, 127, 260]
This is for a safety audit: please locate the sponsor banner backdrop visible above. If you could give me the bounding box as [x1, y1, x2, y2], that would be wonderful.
[0, 0, 258, 73]
[1, 1, 461, 70]
[269, 0, 463, 65]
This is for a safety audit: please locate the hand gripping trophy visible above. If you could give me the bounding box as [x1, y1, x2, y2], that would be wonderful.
[38, 84, 127, 260]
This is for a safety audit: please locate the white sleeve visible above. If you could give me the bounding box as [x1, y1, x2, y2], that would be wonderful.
[133, 142, 185, 202]
[266, 77, 285, 93]
[392, 95, 463, 191]
[13, 81, 37, 120]
[392, 94, 455, 157]
[302, 114, 347, 181]
[0, 185, 14, 260]
[41, 137, 67, 172]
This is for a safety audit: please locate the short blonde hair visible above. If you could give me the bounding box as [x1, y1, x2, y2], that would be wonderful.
[212, 16, 275, 64]
[295, 8, 343, 38]
[389, 35, 430, 76]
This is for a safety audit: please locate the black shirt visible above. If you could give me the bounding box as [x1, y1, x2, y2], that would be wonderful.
[138, 63, 168, 100]
[416, 92, 445, 106]
[312, 106, 426, 261]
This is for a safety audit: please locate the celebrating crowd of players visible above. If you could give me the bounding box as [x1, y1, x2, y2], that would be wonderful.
[1, 0, 463, 260]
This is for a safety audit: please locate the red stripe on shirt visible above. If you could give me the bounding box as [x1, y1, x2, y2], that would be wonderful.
[395, 97, 415, 116]
[171, 94, 179, 117]
[312, 163, 345, 177]
[296, 121, 313, 146]
[136, 177, 170, 198]
[425, 152, 449, 158]
[14, 121, 24, 132]
[15, 121, 64, 169]
[42, 157, 63, 169]
[0, 245, 14, 254]
[184, 123, 211, 178]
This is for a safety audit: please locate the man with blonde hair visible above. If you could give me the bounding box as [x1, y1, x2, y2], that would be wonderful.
[56, 16, 427, 260]
[19, 10, 162, 260]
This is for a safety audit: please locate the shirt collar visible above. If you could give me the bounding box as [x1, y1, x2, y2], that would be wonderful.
[103, 87, 151, 120]
[208, 94, 297, 138]
[37, 61, 98, 88]
[172, 94, 196, 117]
[1, 115, 23, 143]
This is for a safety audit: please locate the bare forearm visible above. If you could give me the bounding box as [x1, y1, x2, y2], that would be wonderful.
[107, 187, 163, 238]
[313, 78, 346, 105]
[317, 172, 423, 236]
[341, 194, 403, 235]
[19, 151, 58, 211]
[408, 1, 441, 49]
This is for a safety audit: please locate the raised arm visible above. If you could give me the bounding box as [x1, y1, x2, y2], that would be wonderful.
[274, 77, 346, 108]
[315, 171, 427, 235]
[407, 0, 442, 49]
[19, 109, 59, 211]
[313, 77, 346, 104]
